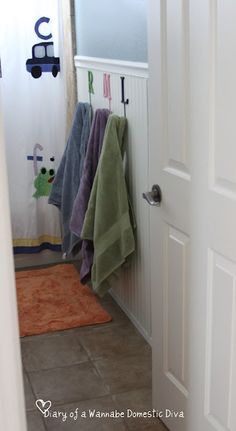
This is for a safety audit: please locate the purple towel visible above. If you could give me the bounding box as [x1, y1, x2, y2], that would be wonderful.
[70, 109, 110, 283]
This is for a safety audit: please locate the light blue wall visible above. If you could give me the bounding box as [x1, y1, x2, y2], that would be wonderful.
[74, 0, 147, 62]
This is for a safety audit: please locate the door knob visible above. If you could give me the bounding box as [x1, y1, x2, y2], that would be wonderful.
[142, 184, 162, 206]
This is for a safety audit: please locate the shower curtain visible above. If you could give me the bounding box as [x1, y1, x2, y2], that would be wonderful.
[0, 0, 66, 253]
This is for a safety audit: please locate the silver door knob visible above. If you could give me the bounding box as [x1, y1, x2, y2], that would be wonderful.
[142, 184, 162, 206]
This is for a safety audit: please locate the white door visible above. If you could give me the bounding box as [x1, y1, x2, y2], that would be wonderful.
[148, 1, 236, 430]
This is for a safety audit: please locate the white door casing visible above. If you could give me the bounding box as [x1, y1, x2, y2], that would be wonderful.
[0, 90, 27, 429]
[148, 1, 236, 430]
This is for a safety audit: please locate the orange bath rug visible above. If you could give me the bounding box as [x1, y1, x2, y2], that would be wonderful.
[16, 264, 112, 337]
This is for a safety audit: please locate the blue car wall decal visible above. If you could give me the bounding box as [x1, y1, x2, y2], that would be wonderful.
[26, 41, 60, 79]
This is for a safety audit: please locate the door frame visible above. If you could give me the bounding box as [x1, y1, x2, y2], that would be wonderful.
[0, 89, 27, 431]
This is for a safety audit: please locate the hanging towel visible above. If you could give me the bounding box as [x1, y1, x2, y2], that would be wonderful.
[70, 109, 110, 282]
[48, 102, 91, 255]
[81, 114, 135, 297]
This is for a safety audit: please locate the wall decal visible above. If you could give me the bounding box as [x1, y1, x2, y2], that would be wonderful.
[33, 166, 55, 198]
[88, 70, 94, 106]
[88, 71, 94, 95]
[28, 144, 55, 198]
[26, 42, 60, 78]
[26, 17, 60, 79]
[27, 143, 44, 175]
[34, 16, 52, 40]
[103, 73, 112, 111]
[27, 154, 43, 163]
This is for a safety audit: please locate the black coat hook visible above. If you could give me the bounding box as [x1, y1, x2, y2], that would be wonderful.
[120, 76, 129, 117]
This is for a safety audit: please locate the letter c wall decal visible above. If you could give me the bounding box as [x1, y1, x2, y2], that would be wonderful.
[34, 17, 52, 40]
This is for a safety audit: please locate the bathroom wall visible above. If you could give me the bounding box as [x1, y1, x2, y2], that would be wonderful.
[75, 57, 151, 342]
[74, 0, 150, 342]
[74, 0, 147, 62]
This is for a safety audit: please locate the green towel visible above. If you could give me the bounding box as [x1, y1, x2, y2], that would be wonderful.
[81, 114, 135, 296]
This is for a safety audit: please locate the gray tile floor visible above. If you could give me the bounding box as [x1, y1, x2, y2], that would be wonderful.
[17, 253, 168, 430]
[14, 250, 64, 270]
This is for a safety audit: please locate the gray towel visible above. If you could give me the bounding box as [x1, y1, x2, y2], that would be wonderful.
[48, 102, 91, 255]
[70, 109, 110, 282]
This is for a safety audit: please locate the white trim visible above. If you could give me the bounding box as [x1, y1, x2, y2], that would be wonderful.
[0, 89, 27, 430]
[74, 55, 149, 78]
[110, 291, 152, 346]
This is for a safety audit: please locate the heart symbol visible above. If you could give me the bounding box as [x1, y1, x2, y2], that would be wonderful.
[36, 399, 52, 415]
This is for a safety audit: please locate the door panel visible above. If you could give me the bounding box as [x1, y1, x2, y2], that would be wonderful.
[164, 225, 189, 394]
[205, 251, 236, 430]
[212, 1, 236, 192]
[164, 0, 190, 176]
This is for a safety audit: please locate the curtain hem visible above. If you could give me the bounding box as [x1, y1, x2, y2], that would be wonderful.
[14, 243, 62, 254]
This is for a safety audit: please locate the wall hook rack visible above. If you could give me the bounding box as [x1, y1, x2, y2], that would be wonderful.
[120, 76, 129, 117]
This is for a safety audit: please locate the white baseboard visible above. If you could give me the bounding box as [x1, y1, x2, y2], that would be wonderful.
[110, 291, 152, 346]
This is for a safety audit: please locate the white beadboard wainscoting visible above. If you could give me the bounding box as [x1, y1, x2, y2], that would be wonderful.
[74, 56, 151, 344]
